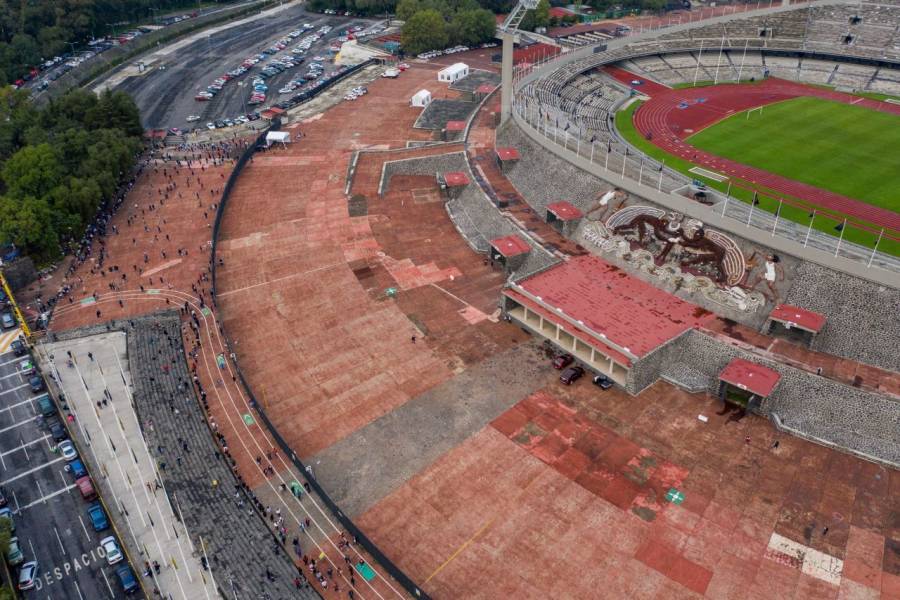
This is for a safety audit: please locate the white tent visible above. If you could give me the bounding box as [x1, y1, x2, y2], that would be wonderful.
[410, 89, 432, 107]
[438, 62, 469, 83]
[265, 131, 292, 147]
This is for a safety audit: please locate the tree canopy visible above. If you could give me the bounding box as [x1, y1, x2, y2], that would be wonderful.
[0, 88, 142, 262]
[0, 0, 230, 85]
[399, 0, 497, 54]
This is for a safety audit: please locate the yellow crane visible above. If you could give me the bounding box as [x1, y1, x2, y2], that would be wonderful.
[0, 270, 32, 339]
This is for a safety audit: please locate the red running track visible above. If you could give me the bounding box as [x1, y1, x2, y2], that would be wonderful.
[605, 70, 900, 232]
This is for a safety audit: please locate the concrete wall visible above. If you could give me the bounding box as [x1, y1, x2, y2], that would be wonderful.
[380, 151, 468, 195]
[664, 330, 900, 467]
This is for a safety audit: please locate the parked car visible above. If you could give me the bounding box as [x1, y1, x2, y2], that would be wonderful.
[10, 339, 26, 356]
[36, 393, 55, 417]
[6, 537, 23, 566]
[17, 561, 37, 590]
[592, 374, 614, 390]
[59, 440, 78, 461]
[0, 507, 15, 533]
[29, 375, 44, 393]
[68, 458, 88, 479]
[76, 476, 97, 501]
[116, 564, 139, 594]
[1, 312, 14, 328]
[101, 536, 123, 565]
[87, 502, 109, 531]
[560, 365, 585, 385]
[552, 354, 574, 370]
[19, 359, 35, 375]
[45, 416, 66, 442]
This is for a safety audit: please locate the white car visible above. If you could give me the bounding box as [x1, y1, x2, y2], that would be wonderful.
[186, 115, 201, 122]
[101, 536, 123, 565]
[58, 440, 78, 461]
[18, 561, 37, 590]
[206, 122, 216, 130]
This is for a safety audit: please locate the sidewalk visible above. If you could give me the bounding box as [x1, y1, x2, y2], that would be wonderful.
[40, 333, 218, 600]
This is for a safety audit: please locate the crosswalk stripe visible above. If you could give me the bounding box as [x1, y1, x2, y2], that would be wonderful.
[0, 329, 21, 353]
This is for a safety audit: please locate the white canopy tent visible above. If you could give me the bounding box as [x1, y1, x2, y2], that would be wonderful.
[265, 131, 292, 147]
[410, 89, 432, 107]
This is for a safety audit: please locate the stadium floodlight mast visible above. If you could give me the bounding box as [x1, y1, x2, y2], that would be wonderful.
[499, 0, 540, 124]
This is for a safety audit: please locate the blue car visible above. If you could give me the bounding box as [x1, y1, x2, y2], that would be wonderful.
[116, 565, 139, 594]
[69, 458, 87, 479]
[87, 502, 109, 531]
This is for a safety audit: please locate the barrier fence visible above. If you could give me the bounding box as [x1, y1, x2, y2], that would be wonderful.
[209, 66, 429, 600]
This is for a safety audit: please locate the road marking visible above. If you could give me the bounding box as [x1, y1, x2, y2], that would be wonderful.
[73, 580, 85, 600]
[0, 434, 51, 456]
[0, 455, 66, 485]
[13, 484, 78, 514]
[12, 490, 19, 512]
[0, 383, 29, 397]
[35, 479, 44, 504]
[100, 566, 115, 599]
[424, 516, 496, 584]
[0, 357, 23, 368]
[0, 395, 38, 414]
[0, 371, 24, 381]
[0, 416, 36, 435]
[54, 526, 66, 555]
[78, 515, 91, 542]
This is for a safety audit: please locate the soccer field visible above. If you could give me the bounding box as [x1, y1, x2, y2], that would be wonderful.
[686, 96, 900, 213]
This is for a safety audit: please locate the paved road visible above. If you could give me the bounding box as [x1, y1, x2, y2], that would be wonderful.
[0, 347, 141, 600]
[113, 5, 377, 129]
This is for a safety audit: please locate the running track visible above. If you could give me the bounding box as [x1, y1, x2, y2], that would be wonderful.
[604, 68, 900, 232]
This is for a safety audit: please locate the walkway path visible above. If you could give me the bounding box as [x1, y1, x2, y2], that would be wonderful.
[42, 332, 218, 600]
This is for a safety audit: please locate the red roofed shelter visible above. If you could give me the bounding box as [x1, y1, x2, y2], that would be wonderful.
[546, 201, 584, 235]
[501, 255, 714, 388]
[490, 235, 531, 272]
[766, 304, 826, 347]
[443, 120, 467, 141]
[495, 147, 520, 173]
[718, 358, 781, 409]
[437, 171, 470, 198]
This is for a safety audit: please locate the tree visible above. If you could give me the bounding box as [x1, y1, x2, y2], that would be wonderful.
[520, 0, 550, 31]
[0, 195, 59, 259]
[450, 8, 496, 46]
[401, 9, 449, 55]
[396, 0, 421, 20]
[2, 144, 63, 199]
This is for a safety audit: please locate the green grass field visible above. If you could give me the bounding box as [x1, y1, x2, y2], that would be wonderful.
[615, 99, 900, 257]
[686, 96, 900, 213]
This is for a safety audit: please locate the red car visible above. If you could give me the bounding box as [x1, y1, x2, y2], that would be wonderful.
[552, 354, 574, 370]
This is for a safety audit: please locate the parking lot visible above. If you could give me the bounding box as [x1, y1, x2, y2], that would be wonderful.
[111, 4, 380, 129]
[0, 347, 142, 600]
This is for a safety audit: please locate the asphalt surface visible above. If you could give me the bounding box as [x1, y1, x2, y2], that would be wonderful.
[114, 5, 378, 129]
[0, 345, 143, 600]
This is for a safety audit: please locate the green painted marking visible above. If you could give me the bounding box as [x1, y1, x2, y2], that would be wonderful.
[201, 307, 212, 316]
[384, 287, 398, 297]
[80, 297, 96, 306]
[665, 488, 685, 505]
[146, 289, 161, 295]
[217, 354, 226, 368]
[242, 413, 255, 426]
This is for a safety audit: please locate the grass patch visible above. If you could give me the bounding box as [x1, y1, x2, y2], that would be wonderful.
[687, 96, 900, 213]
[614, 100, 899, 256]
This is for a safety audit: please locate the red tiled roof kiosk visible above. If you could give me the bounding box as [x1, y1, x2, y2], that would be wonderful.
[546, 201, 584, 235]
[718, 358, 781, 409]
[490, 235, 531, 272]
[495, 147, 520, 173]
[765, 304, 826, 347]
[443, 120, 466, 141]
[437, 171, 470, 199]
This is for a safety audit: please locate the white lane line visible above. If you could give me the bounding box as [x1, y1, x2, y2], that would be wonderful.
[0, 371, 24, 381]
[100, 567, 115, 599]
[0, 357, 22, 368]
[0, 416, 38, 435]
[0, 455, 65, 486]
[14, 484, 77, 514]
[0, 434, 51, 457]
[35, 479, 44, 504]
[0, 383, 28, 396]
[0, 395, 37, 414]
[78, 515, 91, 542]
[54, 526, 66, 555]
[73, 580, 85, 600]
